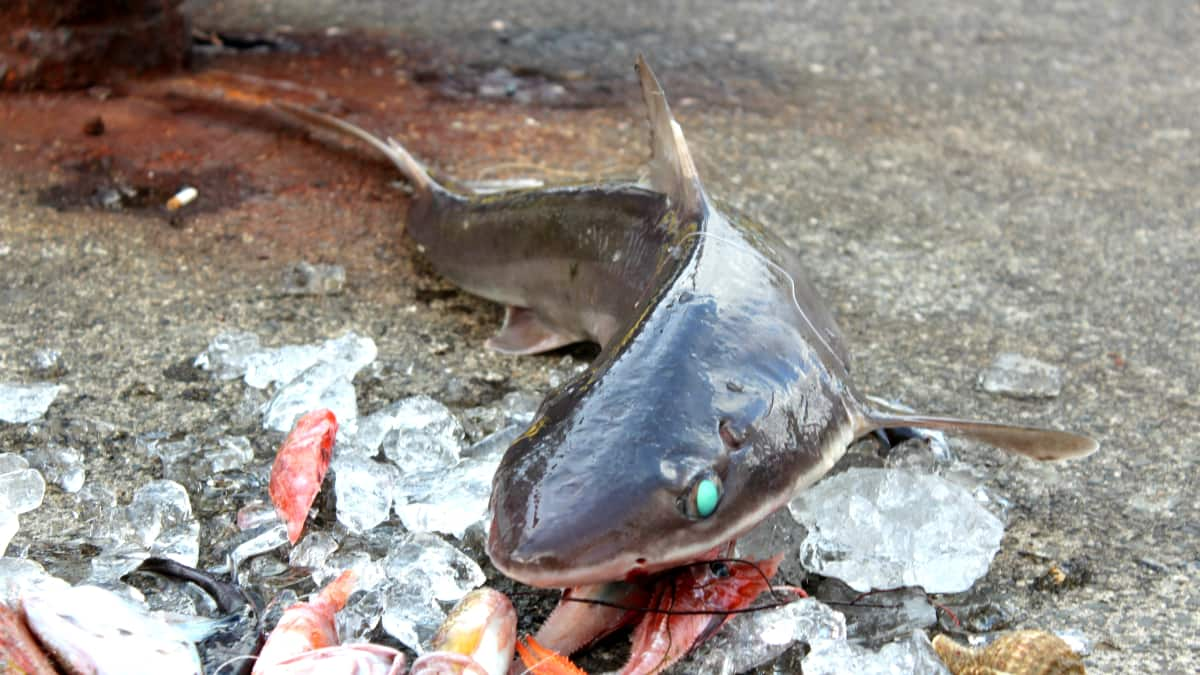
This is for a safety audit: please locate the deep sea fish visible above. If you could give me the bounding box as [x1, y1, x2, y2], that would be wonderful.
[274, 56, 1097, 666]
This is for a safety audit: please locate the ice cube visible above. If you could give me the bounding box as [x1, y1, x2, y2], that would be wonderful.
[0, 382, 61, 423]
[194, 331, 262, 380]
[383, 532, 485, 603]
[313, 550, 385, 591]
[205, 436, 255, 473]
[977, 352, 1063, 399]
[338, 587, 384, 643]
[228, 523, 289, 574]
[394, 424, 518, 538]
[333, 455, 401, 533]
[28, 348, 68, 378]
[685, 598, 848, 674]
[88, 541, 152, 583]
[804, 630, 950, 674]
[289, 530, 339, 570]
[357, 395, 463, 462]
[812, 578, 937, 645]
[0, 512, 16, 556]
[0, 453, 29, 474]
[243, 344, 322, 389]
[381, 578, 445, 654]
[24, 444, 85, 493]
[0, 467, 46, 514]
[281, 261, 346, 296]
[789, 468, 1004, 593]
[262, 364, 357, 432]
[209, 331, 377, 390]
[125, 480, 200, 567]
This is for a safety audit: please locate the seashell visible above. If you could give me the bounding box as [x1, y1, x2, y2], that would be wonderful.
[932, 630, 1086, 675]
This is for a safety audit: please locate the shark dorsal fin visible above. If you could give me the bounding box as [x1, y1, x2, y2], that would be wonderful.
[636, 56, 705, 223]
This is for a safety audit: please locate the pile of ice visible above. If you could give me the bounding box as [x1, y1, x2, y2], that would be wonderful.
[3, 326, 1071, 674]
[1, 453, 46, 556]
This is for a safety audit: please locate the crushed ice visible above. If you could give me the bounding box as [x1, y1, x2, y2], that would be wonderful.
[3, 328, 1069, 673]
[789, 467, 1005, 593]
[977, 352, 1063, 399]
[0, 382, 61, 423]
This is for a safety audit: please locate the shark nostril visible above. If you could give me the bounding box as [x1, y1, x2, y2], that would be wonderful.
[719, 418, 745, 449]
[636, 557, 647, 565]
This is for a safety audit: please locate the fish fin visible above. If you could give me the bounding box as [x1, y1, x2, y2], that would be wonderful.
[516, 635, 588, 675]
[486, 306, 577, 355]
[635, 55, 705, 222]
[271, 101, 449, 200]
[861, 409, 1098, 460]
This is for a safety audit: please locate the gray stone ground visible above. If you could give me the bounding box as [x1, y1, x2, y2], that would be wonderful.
[2, 0, 1198, 672]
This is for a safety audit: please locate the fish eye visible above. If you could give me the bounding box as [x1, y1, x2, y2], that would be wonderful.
[679, 471, 722, 519]
[709, 561, 730, 578]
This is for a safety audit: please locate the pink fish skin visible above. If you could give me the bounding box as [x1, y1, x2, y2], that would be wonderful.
[269, 409, 337, 544]
[0, 602, 57, 675]
[254, 569, 355, 673]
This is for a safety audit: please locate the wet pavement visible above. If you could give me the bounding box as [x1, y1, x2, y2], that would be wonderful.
[2, 0, 1198, 672]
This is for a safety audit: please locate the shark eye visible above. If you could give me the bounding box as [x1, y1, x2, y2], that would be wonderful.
[680, 472, 722, 519]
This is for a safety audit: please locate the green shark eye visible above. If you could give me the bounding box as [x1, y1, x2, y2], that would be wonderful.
[681, 473, 722, 519]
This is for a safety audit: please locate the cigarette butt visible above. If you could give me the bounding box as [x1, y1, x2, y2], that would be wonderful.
[166, 186, 198, 211]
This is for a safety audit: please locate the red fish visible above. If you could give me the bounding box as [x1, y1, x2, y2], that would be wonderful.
[620, 552, 786, 675]
[269, 409, 337, 544]
[254, 569, 358, 672]
[519, 549, 789, 675]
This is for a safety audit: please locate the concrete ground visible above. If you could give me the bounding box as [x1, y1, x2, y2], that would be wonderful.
[2, 1, 1197, 672]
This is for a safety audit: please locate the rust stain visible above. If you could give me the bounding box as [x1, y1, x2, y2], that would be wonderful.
[0, 31, 650, 277]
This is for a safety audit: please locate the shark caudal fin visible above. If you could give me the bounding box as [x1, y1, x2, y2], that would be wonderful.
[861, 408, 1098, 461]
[635, 55, 706, 223]
[272, 101, 450, 201]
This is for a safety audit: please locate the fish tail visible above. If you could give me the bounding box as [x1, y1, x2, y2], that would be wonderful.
[272, 101, 451, 202]
[859, 406, 1098, 461]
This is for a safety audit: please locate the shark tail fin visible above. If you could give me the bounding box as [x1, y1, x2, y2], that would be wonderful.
[272, 101, 450, 201]
[862, 408, 1098, 461]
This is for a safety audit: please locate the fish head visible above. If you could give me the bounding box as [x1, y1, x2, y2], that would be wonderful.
[487, 261, 852, 588]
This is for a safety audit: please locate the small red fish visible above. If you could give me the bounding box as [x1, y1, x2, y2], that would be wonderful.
[620, 552, 786, 675]
[254, 569, 357, 673]
[518, 549, 789, 675]
[410, 588, 517, 675]
[0, 602, 57, 675]
[269, 409, 337, 544]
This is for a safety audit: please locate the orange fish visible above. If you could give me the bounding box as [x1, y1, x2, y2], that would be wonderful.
[253, 570, 357, 672]
[269, 409, 337, 544]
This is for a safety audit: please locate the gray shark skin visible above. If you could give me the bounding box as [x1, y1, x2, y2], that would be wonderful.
[275, 57, 1097, 591]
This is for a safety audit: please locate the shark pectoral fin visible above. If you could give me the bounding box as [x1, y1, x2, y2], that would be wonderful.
[485, 306, 577, 355]
[862, 410, 1099, 461]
